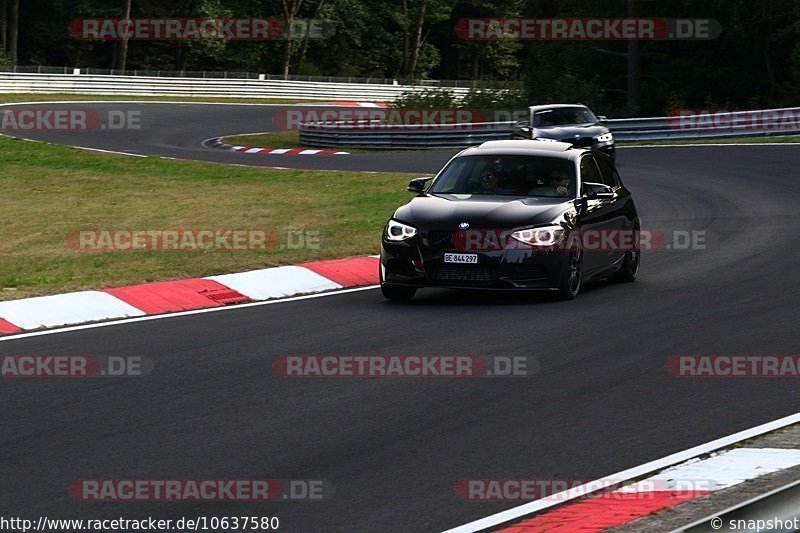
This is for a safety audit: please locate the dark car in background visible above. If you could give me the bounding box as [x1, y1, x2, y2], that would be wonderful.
[512, 104, 615, 159]
[379, 140, 639, 301]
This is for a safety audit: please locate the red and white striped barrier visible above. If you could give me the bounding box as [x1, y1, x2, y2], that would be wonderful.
[0, 256, 379, 335]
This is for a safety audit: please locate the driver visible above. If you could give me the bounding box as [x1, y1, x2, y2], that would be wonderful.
[478, 167, 502, 192]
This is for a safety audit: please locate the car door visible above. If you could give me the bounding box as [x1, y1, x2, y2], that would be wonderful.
[577, 154, 619, 273]
[594, 154, 628, 265]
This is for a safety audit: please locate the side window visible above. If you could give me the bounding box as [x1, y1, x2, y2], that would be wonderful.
[580, 155, 601, 185]
[595, 157, 618, 187]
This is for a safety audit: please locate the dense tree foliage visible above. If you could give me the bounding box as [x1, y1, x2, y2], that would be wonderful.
[0, 0, 797, 115]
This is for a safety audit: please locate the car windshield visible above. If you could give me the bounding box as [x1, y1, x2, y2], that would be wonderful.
[429, 154, 576, 198]
[534, 107, 597, 127]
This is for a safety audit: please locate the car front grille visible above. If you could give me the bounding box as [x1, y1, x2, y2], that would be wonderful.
[425, 230, 454, 249]
[508, 264, 548, 280]
[428, 265, 496, 283]
[561, 136, 594, 147]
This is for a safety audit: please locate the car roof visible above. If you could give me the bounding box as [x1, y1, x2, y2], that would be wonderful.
[459, 139, 582, 160]
[529, 104, 590, 113]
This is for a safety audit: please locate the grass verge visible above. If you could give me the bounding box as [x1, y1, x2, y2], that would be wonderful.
[221, 130, 432, 153]
[0, 135, 414, 300]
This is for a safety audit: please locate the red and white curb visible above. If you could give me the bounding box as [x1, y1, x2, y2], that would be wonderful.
[497, 448, 800, 532]
[445, 412, 800, 533]
[205, 137, 348, 156]
[231, 145, 349, 156]
[0, 256, 379, 335]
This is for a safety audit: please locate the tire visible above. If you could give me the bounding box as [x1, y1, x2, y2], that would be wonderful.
[556, 246, 582, 300]
[610, 227, 640, 283]
[381, 284, 417, 302]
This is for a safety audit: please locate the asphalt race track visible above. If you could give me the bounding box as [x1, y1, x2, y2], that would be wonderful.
[3, 102, 456, 172]
[2, 102, 800, 532]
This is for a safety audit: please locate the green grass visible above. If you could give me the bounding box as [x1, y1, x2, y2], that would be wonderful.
[0, 135, 415, 300]
[619, 135, 800, 146]
[222, 130, 438, 153]
[0, 93, 316, 105]
[223, 130, 307, 149]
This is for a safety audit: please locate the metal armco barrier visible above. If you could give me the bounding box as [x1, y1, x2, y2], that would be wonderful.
[609, 107, 800, 141]
[0, 72, 472, 101]
[299, 121, 516, 149]
[299, 107, 800, 149]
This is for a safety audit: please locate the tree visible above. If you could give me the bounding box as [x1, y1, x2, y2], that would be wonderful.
[7, 0, 17, 64]
[281, 0, 303, 77]
[294, 0, 325, 74]
[116, 0, 132, 71]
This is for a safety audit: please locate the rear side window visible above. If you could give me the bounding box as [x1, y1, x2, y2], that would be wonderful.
[595, 156, 618, 187]
[579, 155, 602, 184]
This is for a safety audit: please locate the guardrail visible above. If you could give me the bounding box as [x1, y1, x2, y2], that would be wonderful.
[298, 107, 800, 148]
[299, 121, 516, 149]
[673, 478, 800, 532]
[0, 66, 516, 88]
[0, 71, 473, 101]
[609, 108, 800, 141]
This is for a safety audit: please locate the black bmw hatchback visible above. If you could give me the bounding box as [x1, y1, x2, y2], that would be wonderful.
[379, 140, 640, 301]
[511, 104, 615, 159]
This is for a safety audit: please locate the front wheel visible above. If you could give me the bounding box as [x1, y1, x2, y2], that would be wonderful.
[381, 284, 417, 302]
[556, 246, 582, 300]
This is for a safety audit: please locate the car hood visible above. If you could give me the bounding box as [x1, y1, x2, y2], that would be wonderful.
[394, 194, 572, 230]
[534, 124, 608, 139]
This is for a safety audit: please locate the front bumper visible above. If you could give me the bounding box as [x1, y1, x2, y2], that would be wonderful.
[380, 237, 569, 290]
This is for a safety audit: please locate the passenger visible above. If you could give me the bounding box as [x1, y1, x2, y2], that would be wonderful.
[529, 169, 571, 197]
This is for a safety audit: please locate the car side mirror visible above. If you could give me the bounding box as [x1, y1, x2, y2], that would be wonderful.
[407, 177, 432, 193]
[513, 120, 532, 138]
[596, 115, 608, 123]
[582, 182, 614, 199]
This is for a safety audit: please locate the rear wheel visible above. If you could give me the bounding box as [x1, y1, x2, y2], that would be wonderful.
[557, 246, 582, 300]
[381, 284, 417, 302]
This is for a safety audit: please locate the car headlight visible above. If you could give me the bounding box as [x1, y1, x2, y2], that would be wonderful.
[510, 225, 565, 247]
[596, 132, 613, 143]
[385, 220, 418, 241]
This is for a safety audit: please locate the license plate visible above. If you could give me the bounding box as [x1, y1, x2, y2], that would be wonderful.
[444, 253, 478, 264]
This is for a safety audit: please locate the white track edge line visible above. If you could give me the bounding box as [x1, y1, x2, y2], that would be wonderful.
[73, 146, 147, 157]
[0, 285, 379, 341]
[442, 411, 800, 533]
